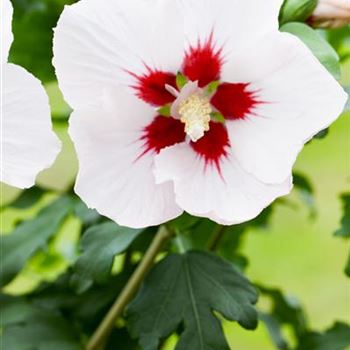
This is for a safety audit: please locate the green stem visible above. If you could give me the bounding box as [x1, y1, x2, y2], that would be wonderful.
[86, 226, 174, 350]
[207, 225, 226, 251]
[174, 231, 187, 254]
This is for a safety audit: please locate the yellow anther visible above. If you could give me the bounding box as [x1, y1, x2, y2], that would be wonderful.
[178, 94, 212, 142]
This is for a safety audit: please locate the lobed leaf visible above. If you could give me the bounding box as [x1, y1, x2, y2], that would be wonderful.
[127, 251, 258, 350]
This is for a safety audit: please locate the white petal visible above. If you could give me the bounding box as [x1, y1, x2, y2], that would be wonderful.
[53, 0, 184, 109]
[222, 31, 348, 184]
[179, 0, 283, 58]
[154, 143, 291, 225]
[1, 0, 13, 63]
[69, 88, 183, 229]
[1, 64, 61, 188]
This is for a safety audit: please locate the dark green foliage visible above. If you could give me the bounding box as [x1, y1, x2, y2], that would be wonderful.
[334, 194, 350, 277]
[297, 322, 350, 350]
[71, 222, 144, 293]
[0, 186, 45, 210]
[345, 252, 350, 277]
[0, 295, 82, 350]
[127, 251, 258, 350]
[74, 201, 101, 228]
[335, 194, 350, 238]
[9, 0, 77, 82]
[259, 313, 289, 350]
[259, 286, 308, 349]
[30, 272, 128, 332]
[280, 22, 341, 80]
[1, 195, 75, 287]
[326, 26, 350, 62]
[313, 128, 329, 140]
[293, 172, 316, 217]
[279, 0, 318, 25]
[105, 329, 140, 350]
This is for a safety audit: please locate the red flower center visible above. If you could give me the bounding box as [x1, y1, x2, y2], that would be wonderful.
[132, 34, 260, 171]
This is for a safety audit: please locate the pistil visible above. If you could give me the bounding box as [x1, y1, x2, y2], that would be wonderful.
[178, 93, 211, 142]
[169, 81, 213, 142]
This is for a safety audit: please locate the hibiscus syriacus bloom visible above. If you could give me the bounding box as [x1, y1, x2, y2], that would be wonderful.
[1, 0, 60, 188]
[53, 0, 347, 228]
[309, 0, 350, 28]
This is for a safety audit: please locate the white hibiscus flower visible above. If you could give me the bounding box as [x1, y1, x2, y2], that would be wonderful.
[1, 0, 61, 188]
[53, 0, 347, 228]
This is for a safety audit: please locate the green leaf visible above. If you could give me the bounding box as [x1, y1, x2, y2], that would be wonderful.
[9, 0, 76, 82]
[216, 225, 249, 271]
[168, 213, 201, 234]
[259, 313, 289, 350]
[326, 26, 350, 62]
[335, 194, 350, 238]
[293, 172, 316, 217]
[72, 222, 143, 291]
[30, 272, 126, 329]
[106, 329, 140, 350]
[297, 322, 350, 350]
[279, 0, 318, 25]
[1, 195, 74, 287]
[0, 186, 45, 210]
[176, 73, 188, 90]
[127, 251, 258, 350]
[313, 128, 329, 140]
[74, 200, 101, 227]
[1, 296, 82, 350]
[334, 194, 350, 277]
[0, 294, 39, 327]
[345, 252, 350, 277]
[259, 286, 308, 339]
[280, 23, 341, 80]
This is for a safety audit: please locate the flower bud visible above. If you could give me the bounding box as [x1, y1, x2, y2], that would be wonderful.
[308, 0, 350, 28]
[279, 0, 318, 25]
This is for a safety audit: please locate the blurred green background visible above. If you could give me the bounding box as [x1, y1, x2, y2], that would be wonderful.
[1, 1, 350, 348]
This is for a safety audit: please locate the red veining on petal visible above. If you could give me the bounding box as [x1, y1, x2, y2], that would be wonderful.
[191, 121, 229, 174]
[131, 68, 177, 107]
[182, 33, 223, 88]
[211, 83, 260, 120]
[140, 116, 186, 156]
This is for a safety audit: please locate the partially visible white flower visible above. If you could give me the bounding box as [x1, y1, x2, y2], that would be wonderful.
[310, 0, 350, 28]
[1, 0, 61, 188]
